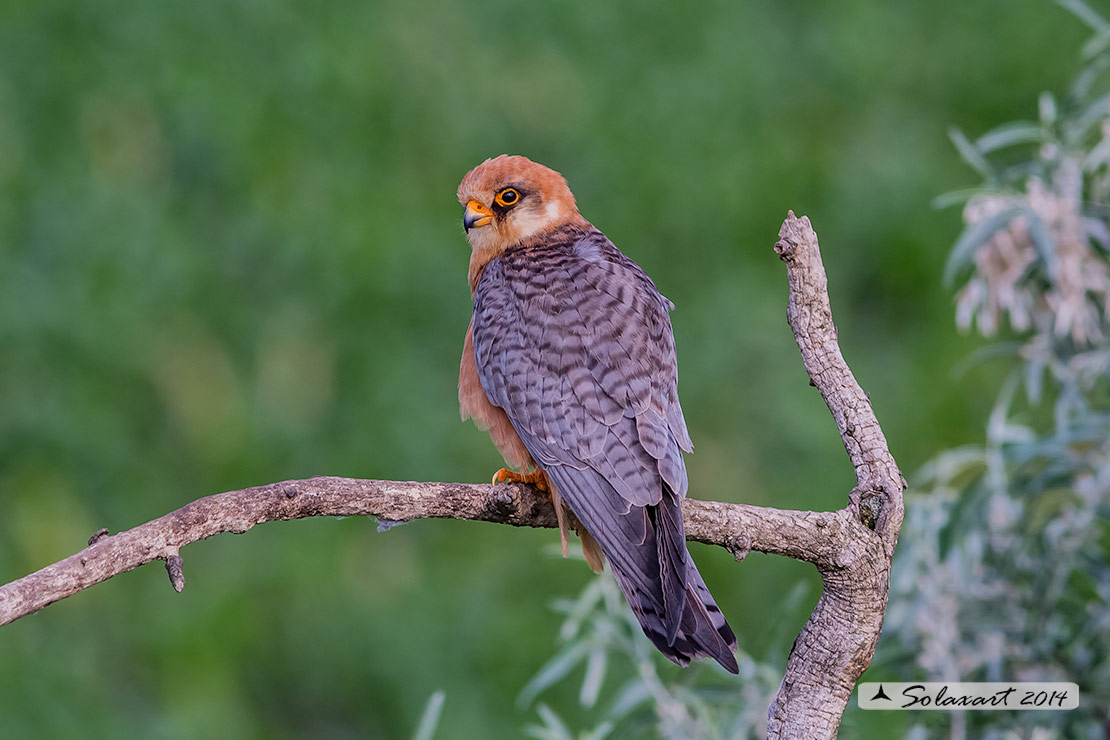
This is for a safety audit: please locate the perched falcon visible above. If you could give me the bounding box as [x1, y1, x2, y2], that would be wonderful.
[457, 155, 738, 673]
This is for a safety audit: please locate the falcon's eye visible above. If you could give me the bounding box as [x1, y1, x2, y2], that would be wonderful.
[495, 188, 520, 207]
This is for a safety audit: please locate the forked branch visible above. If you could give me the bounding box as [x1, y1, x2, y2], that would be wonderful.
[768, 212, 906, 739]
[0, 213, 902, 740]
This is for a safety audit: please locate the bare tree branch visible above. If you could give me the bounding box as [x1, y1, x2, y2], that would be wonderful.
[0, 212, 903, 740]
[767, 212, 906, 739]
[0, 477, 836, 628]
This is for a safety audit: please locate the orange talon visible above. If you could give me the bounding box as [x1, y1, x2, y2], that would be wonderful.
[492, 468, 549, 492]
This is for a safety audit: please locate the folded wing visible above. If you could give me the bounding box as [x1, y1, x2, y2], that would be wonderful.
[472, 226, 737, 672]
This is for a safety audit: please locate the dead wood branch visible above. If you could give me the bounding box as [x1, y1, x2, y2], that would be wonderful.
[0, 212, 902, 740]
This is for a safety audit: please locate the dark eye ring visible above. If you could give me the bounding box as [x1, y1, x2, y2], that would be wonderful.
[496, 188, 519, 207]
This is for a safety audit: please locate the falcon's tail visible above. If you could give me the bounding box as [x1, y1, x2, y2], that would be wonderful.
[610, 553, 739, 674]
[542, 465, 738, 674]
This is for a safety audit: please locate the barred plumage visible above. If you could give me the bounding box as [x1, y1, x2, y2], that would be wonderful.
[458, 156, 738, 673]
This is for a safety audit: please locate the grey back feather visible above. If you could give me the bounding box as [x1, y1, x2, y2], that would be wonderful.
[472, 223, 737, 672]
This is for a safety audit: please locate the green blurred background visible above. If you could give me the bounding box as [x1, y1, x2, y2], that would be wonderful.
[0, 1, 1089, 737]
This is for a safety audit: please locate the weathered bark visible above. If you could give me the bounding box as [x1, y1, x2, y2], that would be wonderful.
[0, 478, 836, 627]
[766, 213, 906, 739]
[0, 213, 903, 739]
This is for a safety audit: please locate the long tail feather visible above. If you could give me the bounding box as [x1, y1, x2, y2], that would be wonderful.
[543, 465, 739, 673]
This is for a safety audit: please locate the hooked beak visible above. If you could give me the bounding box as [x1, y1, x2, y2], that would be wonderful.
[463, 200, 494, 232]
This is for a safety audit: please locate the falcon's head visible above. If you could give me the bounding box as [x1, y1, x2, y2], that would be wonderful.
[457, 155, 581, 255]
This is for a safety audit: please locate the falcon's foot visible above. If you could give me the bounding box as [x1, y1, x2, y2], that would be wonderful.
[492, 468, 549, 492]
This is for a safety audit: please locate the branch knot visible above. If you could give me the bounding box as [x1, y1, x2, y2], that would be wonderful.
[485, 485, 518, 520]
[164, 549, 185, 593]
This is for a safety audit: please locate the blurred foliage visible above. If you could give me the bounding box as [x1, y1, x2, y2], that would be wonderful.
[517, 553, 786, 739]
[0, 0, 1094, 738]
[881, 3, 1110, 738]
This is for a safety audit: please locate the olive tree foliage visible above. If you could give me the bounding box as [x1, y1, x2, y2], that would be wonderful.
[517, 550, 784, 740]
[882, 3, 1110, 738]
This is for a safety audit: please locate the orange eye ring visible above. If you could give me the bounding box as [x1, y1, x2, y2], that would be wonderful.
[494, 188, 520, 207]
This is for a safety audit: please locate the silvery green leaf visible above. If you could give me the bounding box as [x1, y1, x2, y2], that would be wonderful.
[912, 446, 987, 488]
[518, 642, 591, 708]
[411, 690, 445, 740]
[524, 704, 575, 740]
[579, 646, 608, 708]
[1021, 207, 1059, 279]
[1040, 91, 1059, 125]
[1024, 352, 1048, 405]
[1073, 54, 1110, 99]
[1064, 91, 1110, 145]
[949, 127, 998, 181]
[579, 722, 616, 740]
[1083, 131, 1110, 172]
[1058, 0, 1109, 31]
[933, 188, 986, 209]
[977, 122, 1045, 152]
[987, 372, 1023, 443]
[550, 597, 579, 616]
[943, 206, 1023, 286]
[605, 679, 653, 720]
[1001, 160, 1045, 185]
[1082, 27, 1110, 58]
[559, 577, 606, 641]
[950, 341, 1024, 380]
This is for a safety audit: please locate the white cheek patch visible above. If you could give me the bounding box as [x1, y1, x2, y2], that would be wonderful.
[511, 210, 545, 237]
[507, 202, 564, 241]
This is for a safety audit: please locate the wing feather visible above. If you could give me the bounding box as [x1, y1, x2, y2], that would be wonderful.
[471, 224, 736, 671]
